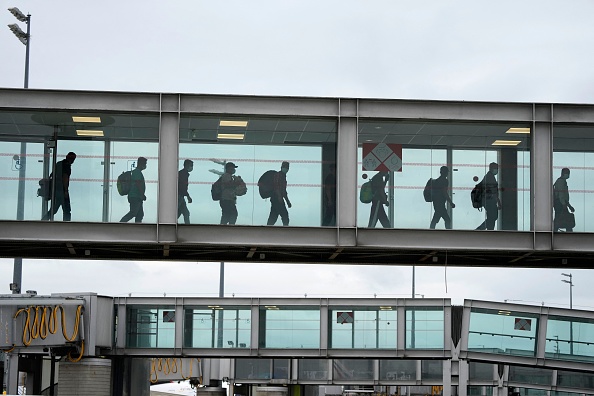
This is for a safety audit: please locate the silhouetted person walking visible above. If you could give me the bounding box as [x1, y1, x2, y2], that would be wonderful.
[368, 171, 390, 228]
[178, 159, 193, 224]
[553, 167, 575, 232]
[267, 161, 292, 226]
[220, 162, 240, 225]
[120, 157, 147, 223]
[322, 163, 336, 226]
[42, 152, 76, 221]
[476, 162, 501, 230]
[430, 166, 455, 229]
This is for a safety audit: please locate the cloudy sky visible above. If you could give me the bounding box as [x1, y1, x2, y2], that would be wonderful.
[1, 0, 594, 308]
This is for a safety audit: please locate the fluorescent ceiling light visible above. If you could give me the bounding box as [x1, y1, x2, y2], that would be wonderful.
[498, 310, 511, 316]
[379, 306, 392, 310]
[220, 120, 248, 127]
[72, 116, 101, 123]
[506, 127, 530, 134]
[76, 130, 104, 137]
[217, 133, 244, 140]
[492, 140, 521, 146]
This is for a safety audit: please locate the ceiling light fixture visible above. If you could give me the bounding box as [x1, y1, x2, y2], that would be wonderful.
[492, 140, 521, 146]
[506, 127, 530, 134]
[379, 306, 392, 310]
[76, 130, 104, 137]
[220, 120, 248, 127]
[217, 133, 245, 140]
[72, 116, 101, 123]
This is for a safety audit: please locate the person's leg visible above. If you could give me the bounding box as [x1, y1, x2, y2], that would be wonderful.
[430, 203, 445, 229]
[443, 211, 452, 229]
[120, 197, 139, 222]
[42, 195, 63, 220]
[134, 200, 144, 223]
[368, 200, 379, 228]
[178, 196, 190, 224]
[278, 200, 289, 226]
[229, 203, 238, 225]
[220, 200, 229, 224]
[267, 198, 280, 225]
[378, 205, 390, 228]
[485, 201, 498, 230]
[62, 195, 71, 221]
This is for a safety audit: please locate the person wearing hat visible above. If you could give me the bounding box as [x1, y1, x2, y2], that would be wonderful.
[267, 161, 292, 226]
[220, 162, 240, 225]
[177, 159, 193, 224]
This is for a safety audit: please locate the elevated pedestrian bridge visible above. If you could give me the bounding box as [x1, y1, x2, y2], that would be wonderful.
[0, 294, 594, 386]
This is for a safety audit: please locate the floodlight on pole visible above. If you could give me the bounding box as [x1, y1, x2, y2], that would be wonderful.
[7, 7, 31, 88]
[8, 7, 28, 22]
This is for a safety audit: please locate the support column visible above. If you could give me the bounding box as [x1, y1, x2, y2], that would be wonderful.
[158, 94, 181, 242]
[337, 100, 358, 229]
[458, 360, 468, 396]
[500, 148, 518, 230]
[5, 353, 18, 395]
[533, 105, 553, 232]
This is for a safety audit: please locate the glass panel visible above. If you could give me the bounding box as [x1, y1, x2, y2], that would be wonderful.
[467, 386, 493, 396]
[557, 369, 594, 390]
[299, 359, 329, 380]
[127, 307, 175, 348]
[178, 116, 337, 227]
[0, 141, 46, 221]
[260, 307, 320, 348]
[406, 308, 444, 349]
[110, 142, 159, 223]
[330, 308, 396, 349]
[508, 366, 553, 386]
[468, 362, 494, 381]
[379, 360, 416, 381]
[468, 308, 538, 357]
[235, 358, 272, 380]
[553, 125, 594, 232]
[183, 307, 251, 348]
[545, 316, 594, 362]
[333, 359, 374, 381]
[421, 360, 442, 380]
[357, 121, 531, 231]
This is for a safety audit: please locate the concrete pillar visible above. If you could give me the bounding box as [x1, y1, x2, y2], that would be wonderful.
[500, 148, 518, 230]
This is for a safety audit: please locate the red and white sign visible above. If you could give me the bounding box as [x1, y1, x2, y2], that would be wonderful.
[362, 143, 402, 172]
[337, 311, 354, 324]
[514, 318, 531, 331]
[163, 311, 176, 323]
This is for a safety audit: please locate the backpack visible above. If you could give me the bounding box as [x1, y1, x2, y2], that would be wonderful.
[471, 182, 484, 209]
[258, 170, 277, 199]
[211, 177, 223, 201]
[423, 178, 434, 202]
[117, 171, 132, 196]
[37, 177, 52, 200]
[359, 181, 373, 204]
[235, 176, 248, 196]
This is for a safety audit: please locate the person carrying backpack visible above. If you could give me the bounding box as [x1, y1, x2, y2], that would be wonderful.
[368, 171, 390, 228]
[41, 152, 76, 221]
[267, 161, 292, 226]
[429, 166, 456, 229]
[219, 162, 241, 225]
[475, 162, 501, 230]
[120, 157, 147, 223]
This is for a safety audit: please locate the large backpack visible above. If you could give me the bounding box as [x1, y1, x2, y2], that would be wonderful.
[258, 170, 277, 199]
[359, 181, 373, 204]
[37, 177, 52, 200]
[211, 177, 223, 201]
[117, 171, 132, 196]
[423, 178, 434, 202]
[470, 182, 484, 209]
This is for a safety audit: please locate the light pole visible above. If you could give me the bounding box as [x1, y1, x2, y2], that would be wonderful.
[8, 7, 31, 296]
[561, 272, 574, 355]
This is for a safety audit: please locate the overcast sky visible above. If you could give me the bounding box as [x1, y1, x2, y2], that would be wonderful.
[2, 1, 594, 308]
